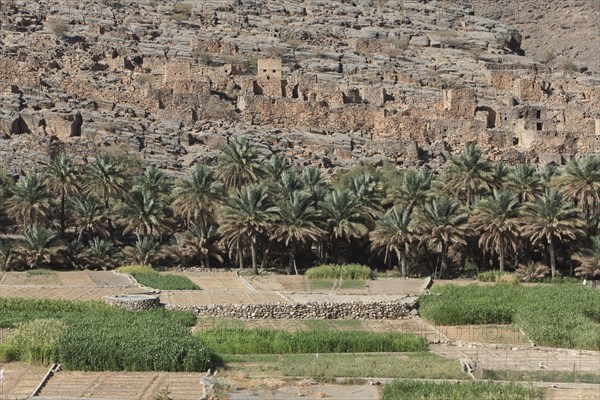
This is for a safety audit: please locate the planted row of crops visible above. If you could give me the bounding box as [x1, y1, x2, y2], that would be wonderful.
[304, 264, 374, 280]
[198, 328, 428, 354]
[420, 284, 600, 350]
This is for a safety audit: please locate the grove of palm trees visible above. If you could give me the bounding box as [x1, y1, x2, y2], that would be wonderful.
[1, 139, 599, 281]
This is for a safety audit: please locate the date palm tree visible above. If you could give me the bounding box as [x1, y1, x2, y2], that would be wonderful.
[0, 240, 15, 271]
[574, 236, 600, 278]
[70, 196, 109, 242]
[134, 165, 172, 198]
[271, 169, 304, 202]
[171, 165, 223, 228]
[182, 222, 223, 269]
[346, 171, 383, 221]
[83, 154, 126, 209]
[44, 153, 80, 237]
[6, 174, 53, 229]
[86, 237, 115, 270]
[216, 137, 263, 189]
[302, 167, 328, 202]
[321, 188, 368, 263]
[470, 190, 521, 272]
[442, 144, 493, 207]
[117, 190, 171, 237]
[522, 189, 586, 279]
[554, 156, 600, 224]
[370, 206, 414, 277]
[418, 196, 468, 278]
[19, 225, 61, 269]
[272, 191, 325, 275]
[219, 184, 274, 274]
[390, 167, 432, 214]
[504, 164, 542, 203]
[122, 235, 160, 267]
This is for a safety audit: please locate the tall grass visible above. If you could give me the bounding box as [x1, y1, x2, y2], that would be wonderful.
[0, 319, 66, 364]
[305, 264, 373, 280]
[58, 309, 214, 371]
[381, 380, 543, 400]
[197, 328, 427, 354]
[420, 284, 600, 350]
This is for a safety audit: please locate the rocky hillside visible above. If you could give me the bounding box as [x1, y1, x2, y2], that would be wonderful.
[469, 0, 600, 75]
[0, 0, 598, 176]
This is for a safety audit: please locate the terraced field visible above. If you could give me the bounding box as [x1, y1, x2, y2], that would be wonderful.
[38, 371, 204, 399]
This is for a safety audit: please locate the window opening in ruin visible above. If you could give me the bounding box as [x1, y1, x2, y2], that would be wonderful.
[273, 70, 276, 73]
[536, 123, 543, 131]
[513, 137, 519, 145]
[536, 110, 541, 119]
[292, 84, 299, 99]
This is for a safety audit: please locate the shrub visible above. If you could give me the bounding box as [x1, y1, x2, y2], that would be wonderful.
[381, 380, 542, 400]
[47, 19, 69, 37]
[305, 264, 373, 280]
[0, 319, 66, 364]
[477, 271, 520, 284]
[198, 328, 427, 354]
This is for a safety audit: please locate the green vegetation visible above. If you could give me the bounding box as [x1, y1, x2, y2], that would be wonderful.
[381, 380, 543, 400]
[58, 310, 212, 371]
[117, 265, 200, 290]
[0, 319, 66, 364]
[305, 264, 373, 280]
[0, 298, 213, 371]
[224, 353, 467, 380]
[197, 328, 427, 354]
[25, 268, 55, 276]
[0, 145, 599, 280]
[484, 369, 600, 385]
[420, 284, 600, 350]
[477, 271, 519, 283]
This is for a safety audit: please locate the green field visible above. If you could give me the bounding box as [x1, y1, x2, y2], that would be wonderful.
[117, 265, 200, 290]
[420, 284, 600, 350]
[197, 328, 427, 354]
[0, 298, 213, 371]
[381, 380, 544, 400]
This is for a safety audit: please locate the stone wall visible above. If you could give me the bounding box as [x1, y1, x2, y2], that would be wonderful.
[103, 294, 161, 311]
[167, 298, 418, 320]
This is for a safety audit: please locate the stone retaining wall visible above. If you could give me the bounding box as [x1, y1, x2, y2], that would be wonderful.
[167, 299, 418, 320]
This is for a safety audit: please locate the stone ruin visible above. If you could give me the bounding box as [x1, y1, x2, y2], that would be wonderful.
[0, 0, 598, 174]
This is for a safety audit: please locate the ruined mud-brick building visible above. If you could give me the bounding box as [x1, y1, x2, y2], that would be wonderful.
[0, 0, 598, 173]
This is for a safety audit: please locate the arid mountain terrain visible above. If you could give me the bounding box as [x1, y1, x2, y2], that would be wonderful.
[0, 0, 598, 175]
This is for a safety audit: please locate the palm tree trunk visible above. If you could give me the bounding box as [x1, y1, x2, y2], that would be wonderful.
[499, 237, 505, 272]
[250, 240, 258, 275]
[395, 248, 407, 278]
[204, 253, 211, 270]
[290, 242, 299, 275]
[548, 237, 556, 279]
[60, 189, 66, 238]
[237, 245, 243, 270]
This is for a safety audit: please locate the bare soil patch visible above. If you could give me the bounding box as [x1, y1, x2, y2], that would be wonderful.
[39, 370, 204, 400]
[0, 363, 49, 399]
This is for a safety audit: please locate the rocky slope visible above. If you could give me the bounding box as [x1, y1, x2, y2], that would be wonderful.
[0, 0, 598, 176]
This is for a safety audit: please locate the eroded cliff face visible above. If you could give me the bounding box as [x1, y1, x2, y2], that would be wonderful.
[0, 0, 598, 175]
